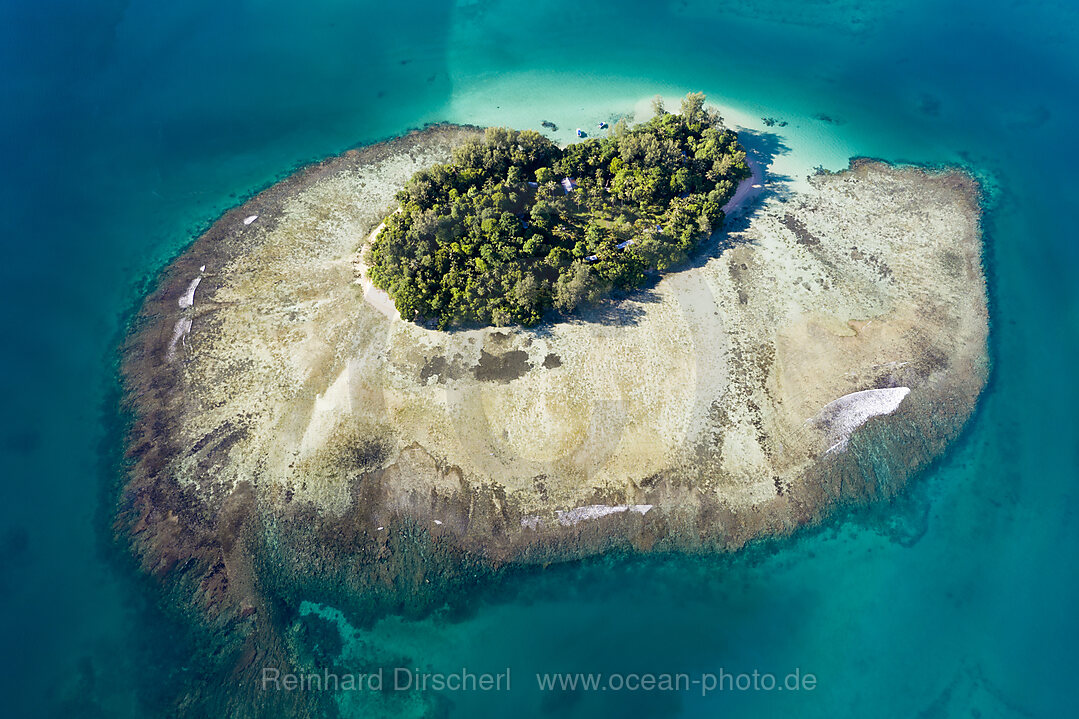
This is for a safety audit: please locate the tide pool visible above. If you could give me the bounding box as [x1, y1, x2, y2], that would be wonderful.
[1, 0, 1076, 717]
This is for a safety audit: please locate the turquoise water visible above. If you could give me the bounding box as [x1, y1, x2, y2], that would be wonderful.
[1, 0, 1077, 716]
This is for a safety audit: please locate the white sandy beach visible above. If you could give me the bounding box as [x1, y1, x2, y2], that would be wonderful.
[354, 220, 401, 321]
[722, 155, 765, 216]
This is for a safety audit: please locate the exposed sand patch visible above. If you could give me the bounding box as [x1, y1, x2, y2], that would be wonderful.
[178, 276, 201, 308]
[164, 317, 192, 363]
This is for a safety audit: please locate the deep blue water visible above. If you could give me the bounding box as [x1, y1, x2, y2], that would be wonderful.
[1, 1, 1077, 716]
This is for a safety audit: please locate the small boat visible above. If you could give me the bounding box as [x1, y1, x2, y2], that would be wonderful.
[575, 128, 585, 137]
[598, 121, 608, 129]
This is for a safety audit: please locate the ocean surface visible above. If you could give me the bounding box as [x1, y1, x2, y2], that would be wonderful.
[1, 0, 1077, 716]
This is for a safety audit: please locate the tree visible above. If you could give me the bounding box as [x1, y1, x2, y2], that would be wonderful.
[671, 167, 692, 195]
[522, 234, 545, 255]
[530, 200, 557, 229]
[651, 95, 667, 117]
[553, 261, 606, 312]
[514, 274, 541, 307]
[680, 91, 706, 124]
[545, 246, 571, 269]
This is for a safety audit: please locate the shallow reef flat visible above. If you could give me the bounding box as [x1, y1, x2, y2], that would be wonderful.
[118, 124, 987, 716]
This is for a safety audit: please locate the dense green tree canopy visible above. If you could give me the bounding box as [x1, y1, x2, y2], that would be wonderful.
[367, 93, 751, 328]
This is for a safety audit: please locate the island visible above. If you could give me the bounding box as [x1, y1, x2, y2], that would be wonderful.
[116, 99, 988, 717]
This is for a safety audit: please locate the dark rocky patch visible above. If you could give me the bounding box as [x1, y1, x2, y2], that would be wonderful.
[918, 93, 941, 117]
[781, 213, 821, 246]
[814, 113, 844, 125]
[473, 349, 532, 383]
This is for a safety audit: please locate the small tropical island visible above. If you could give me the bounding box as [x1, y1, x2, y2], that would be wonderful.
[115, 95, 988, 717]
[369, 93, 749, 326]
